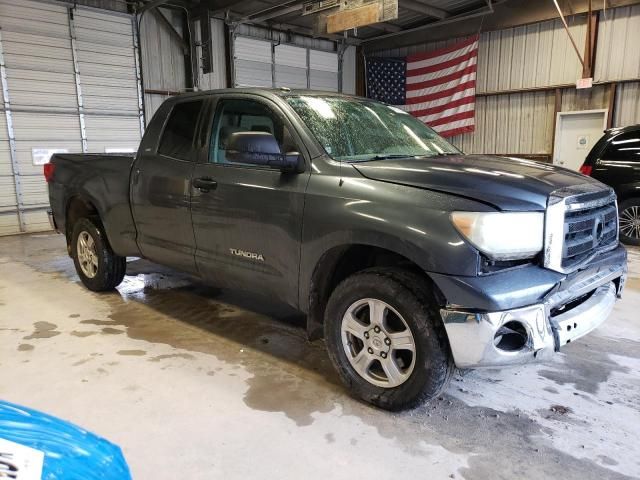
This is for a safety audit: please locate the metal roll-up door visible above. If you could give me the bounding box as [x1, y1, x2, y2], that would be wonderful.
[0, 0, 80, 234]
[275, 44, 307, 89]
[234, 36, 272, 88]
[73, 7, 143, 153]
[309, 50, 338, 92]
[0, 111, 18, 235]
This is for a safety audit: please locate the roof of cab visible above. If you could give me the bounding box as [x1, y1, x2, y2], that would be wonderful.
[163, 87, 362, 102]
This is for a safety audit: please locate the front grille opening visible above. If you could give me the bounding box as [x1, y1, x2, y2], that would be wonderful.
[493, 321, 528, 352]
[550, 289, 597, 317]
[561, 196, 618, 269]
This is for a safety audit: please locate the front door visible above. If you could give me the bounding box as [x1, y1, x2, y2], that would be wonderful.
[191, 96, 310, 307]
[131, 99, 204, 273]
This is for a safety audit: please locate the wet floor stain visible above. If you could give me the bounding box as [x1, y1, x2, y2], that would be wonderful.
[69, 314, 80, 318]
[17, 344, 34, 351]
[117, 349, 147, 356]
[70, 330, 97, 338]
[72, 358, 93, 366]
[148, 353, 195, 362]
[23, 321, 61, 340]
[101, 327, 125, 335]
[324, 433, 335, 443]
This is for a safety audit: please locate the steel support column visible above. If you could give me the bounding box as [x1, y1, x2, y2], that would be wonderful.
[0, 30, 25, 232]
[132, 14, 146, 135]
[68, 8, 88, 153]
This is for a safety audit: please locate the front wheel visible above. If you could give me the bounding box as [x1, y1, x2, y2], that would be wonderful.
[619, 198, 640, 246]
[71, 217, 126, 291]
[324, 269, 454, 411]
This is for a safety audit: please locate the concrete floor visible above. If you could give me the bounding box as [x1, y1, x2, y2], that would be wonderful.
[0, 233, 639, 480]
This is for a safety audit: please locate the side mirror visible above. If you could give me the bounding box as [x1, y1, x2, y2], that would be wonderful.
[227, 131, 302, 173]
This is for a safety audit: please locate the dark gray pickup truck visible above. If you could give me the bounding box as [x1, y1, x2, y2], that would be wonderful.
[47, 89, 628, 410]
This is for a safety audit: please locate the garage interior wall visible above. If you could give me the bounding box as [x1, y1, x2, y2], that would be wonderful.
[232, 24, 347, 93]
[369, 4, 640, 160]
[0, 0, 143, 236]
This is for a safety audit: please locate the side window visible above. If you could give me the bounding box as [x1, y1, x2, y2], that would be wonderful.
[210, 99, 300, 164]
[158, 100, 203, 160]
[602, 132, 640, 161]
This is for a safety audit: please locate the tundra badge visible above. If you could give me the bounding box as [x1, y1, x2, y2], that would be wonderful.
[229, 248, 265, 262]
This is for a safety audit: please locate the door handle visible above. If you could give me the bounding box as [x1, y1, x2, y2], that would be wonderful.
[192, 177, 218, 192]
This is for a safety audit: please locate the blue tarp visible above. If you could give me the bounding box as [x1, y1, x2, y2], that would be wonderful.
[0, 400, 131, 479]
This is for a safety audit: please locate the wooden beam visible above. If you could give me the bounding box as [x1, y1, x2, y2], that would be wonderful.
[327, 3, 379, 33]
[582, 6, 599, 78]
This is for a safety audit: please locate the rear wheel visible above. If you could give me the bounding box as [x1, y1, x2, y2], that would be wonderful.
[71, 217, 126, 291]
[324, 268, 454, 411]
[619, 198, 640, 246]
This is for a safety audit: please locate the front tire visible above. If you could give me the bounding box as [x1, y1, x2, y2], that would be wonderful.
[619, 198, 640, 246]
[71, 217, 126, 291]
[324, 268, 454, 411]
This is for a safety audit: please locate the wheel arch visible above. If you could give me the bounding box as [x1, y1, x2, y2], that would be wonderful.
[304, 242, 446, 340]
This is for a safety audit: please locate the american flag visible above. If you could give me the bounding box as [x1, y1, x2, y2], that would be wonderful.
[366, 36, 479, 137]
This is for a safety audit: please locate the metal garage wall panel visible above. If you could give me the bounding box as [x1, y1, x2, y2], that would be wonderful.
[235, 24, 334, 52]
[141, 7, 187, 96]
[235, 37, 272, 63]
[561, 85, 609, 112]
[0, 213, 20, 235]
[235, 60, 272, 88]
[310, 50, 338, 91]
[450, 90, 555, 155]
[614, 81, 640, 127]
[476, 17, 586, 93]
[144, 93, 170, 124]
[275, 44, 307, 89]
[83, 115, 140, 152]
[73, 7, 142, 152]
[595, 5, 640, 82]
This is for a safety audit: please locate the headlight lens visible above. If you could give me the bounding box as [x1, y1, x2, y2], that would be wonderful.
[451, 211, 544, 260]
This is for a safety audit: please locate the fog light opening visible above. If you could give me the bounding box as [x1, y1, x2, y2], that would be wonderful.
[494, 321, 528, 352]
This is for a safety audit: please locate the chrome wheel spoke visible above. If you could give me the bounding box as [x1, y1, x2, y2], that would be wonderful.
[343, 312, 367, 340]
[368, 299, 387, 325]
[351, 349, 372, 375]
[388, 330, 415, 352]
[380, 357, 405, 386]
[77, 231, 98, 278]
[621, 207, 640, 239]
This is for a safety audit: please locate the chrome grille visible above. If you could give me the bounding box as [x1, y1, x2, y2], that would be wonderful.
[562, 202, 618, 269]
[544, 185, 618, 273]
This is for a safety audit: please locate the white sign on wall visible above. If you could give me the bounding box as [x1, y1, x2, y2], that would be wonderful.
[32, 148, 68, 165]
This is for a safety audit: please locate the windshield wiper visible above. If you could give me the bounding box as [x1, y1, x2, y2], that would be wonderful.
[366, 154, 416, 161]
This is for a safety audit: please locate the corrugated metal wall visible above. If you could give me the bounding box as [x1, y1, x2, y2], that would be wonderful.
[369, 5, 640, 159]
[139, 7, 187, 121]
[0, 0, 143, 236]
[595, 4, 640, 82]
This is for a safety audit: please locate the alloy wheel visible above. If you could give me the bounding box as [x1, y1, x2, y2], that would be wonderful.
[341, 298, 416, 388]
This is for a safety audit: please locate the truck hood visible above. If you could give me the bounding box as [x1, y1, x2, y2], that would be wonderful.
[352, 154, 601, 211]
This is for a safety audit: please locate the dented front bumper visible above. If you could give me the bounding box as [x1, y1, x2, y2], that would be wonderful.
[438, 246, 627, 368]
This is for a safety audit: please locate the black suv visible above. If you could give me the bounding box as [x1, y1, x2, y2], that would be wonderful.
[580, 125, 640, 245]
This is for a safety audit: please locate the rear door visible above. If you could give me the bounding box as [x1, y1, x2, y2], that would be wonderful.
[131, 99, 204, 273]
[190, 95, 310, 307]
[592, 131, 640, 192]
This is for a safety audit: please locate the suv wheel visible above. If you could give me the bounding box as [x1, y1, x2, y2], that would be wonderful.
[324, 268, 454, 411]
[71, 217, 126, 291]
[619, 199, 640, 246]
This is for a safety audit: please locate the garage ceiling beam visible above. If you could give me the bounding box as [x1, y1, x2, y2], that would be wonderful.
[242, 2, 304, 23]
[368, 22, 403, 33]
[401, 0, 450, 19]
[139, 0, 172, 14]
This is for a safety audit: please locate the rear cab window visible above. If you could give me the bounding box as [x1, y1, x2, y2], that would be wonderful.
[158, 100, 204, 160]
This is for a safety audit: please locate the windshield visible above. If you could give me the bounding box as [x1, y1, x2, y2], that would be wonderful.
[286, 95, 461, 162]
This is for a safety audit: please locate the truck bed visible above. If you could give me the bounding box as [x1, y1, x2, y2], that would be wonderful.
[48, 153, 141, 257]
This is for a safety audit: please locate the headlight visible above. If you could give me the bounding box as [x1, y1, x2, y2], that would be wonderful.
[451, 211, 544, 260]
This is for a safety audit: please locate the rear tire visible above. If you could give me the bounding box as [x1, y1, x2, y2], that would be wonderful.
[324, 268, 454, 411]
[619, 198, 640, 246]
[71, 217, 126, 291]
